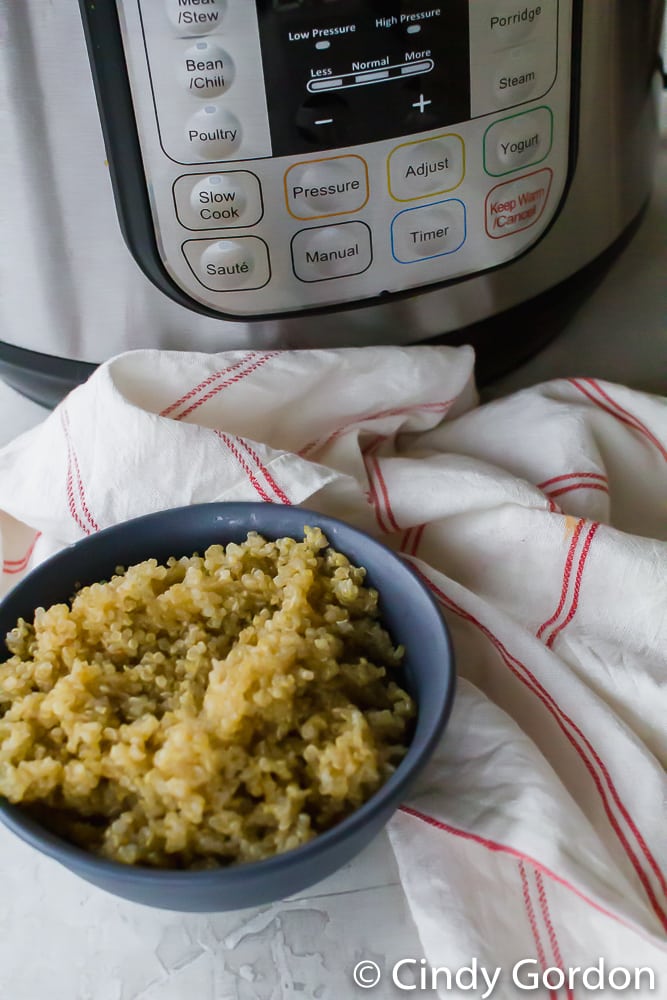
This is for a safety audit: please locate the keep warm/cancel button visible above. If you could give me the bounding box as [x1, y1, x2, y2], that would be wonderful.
[485, 167, 553, 238]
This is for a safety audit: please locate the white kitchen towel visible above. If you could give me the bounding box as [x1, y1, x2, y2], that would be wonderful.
[0, 346, 665, 997]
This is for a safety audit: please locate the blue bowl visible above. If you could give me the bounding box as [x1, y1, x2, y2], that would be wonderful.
[0, 503, 455, 911]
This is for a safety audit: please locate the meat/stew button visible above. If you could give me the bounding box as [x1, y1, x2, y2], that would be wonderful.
[485, 167, 553, 238]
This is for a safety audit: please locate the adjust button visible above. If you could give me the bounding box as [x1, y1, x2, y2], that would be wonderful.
[179, 41, 234, 98]
[291, 222, 372, 282]
[388, 134, 465, 203]
[166, 0, 226, 36]
[285, 155, 369, 220]
[182, 237, 270, 291]
[185, 104, 241, 161]
[391, 200, 466, 263]
[484, 106, 553, 176]
[174, 171, 263, 230]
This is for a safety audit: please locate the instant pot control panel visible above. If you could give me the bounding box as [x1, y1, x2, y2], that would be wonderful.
[85, 0, 576, 319]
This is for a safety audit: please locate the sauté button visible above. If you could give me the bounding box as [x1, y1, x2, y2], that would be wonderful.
[166, 0, 226, 36]
[291, 222, 372, 282]
[391, 199, 466, 263]
[485, 167, 553, 238]
[484, 106, 553, 175]
[182, 237, 270, 291]
[185, 105, 241, 160]
[174, 171, 263, 230]
[285, 156, 369, 220]
[388, 134, 465, 202]
[179, 41, 234, 98]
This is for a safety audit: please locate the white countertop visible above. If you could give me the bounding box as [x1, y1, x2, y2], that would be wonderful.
[0, 103, 665, 1000]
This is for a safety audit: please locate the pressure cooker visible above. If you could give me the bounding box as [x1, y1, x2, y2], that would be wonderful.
[0, 1, 663, 405]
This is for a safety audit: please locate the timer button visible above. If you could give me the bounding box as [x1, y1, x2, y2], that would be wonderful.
[185, 105, 241, 161]
[166, 0, 226, 36]
[179, 41, 234, 98]
[182, 237, 271, 291]
[391, 200, 466, 263]
[285, 155, 369, 220]
[174, 171, 263, 230]
[291, 222, 372, 282]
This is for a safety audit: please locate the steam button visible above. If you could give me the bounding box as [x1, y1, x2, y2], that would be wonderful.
[182, 237, 270, 291]
[493, 46, 543, 108]
[166, 0, 226, 36]
[185, 105, 241, 161]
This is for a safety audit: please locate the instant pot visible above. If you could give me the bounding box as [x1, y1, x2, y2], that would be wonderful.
[0, 1, 664, 405]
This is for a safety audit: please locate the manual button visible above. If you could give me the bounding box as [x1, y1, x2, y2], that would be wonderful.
[291, 222, 372, 282]
[285, 156, 369, 220]
[182, 237, 270, 291]
[388, 134, 465, 203]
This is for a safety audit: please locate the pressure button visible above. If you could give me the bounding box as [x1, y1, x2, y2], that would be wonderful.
[166, 0, 226, 36]
[285, 156, 369, 220]
[182, 237, 270, 291]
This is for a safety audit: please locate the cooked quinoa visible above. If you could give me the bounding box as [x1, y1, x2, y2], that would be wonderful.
[0, 527, 415, 868]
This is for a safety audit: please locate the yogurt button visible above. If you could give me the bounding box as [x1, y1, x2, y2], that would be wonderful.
[183, 237, 270, 291]
[166, 0, 226, 36]
[484, 107, 553, 175]
[179, 41, 234, 98]
[185, 105, 241, 161]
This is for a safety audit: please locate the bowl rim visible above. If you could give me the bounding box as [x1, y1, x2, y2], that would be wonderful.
[0, 502, 456, 883]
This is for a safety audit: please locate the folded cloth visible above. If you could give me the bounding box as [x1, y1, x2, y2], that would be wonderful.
[0, 346, 665, 993]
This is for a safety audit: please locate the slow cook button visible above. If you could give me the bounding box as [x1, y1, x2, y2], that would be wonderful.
[174, 171, 263, 230]
[291, 222, 372, 282]
[484, 106, 553, 176]
[182, 237, 270, 291]
[388, 134, 464, 203]
[493, 45, 548, 108]
[179, 40, 234, 98]
[166, 0, 226, 36]
[485, 167, 553, 238]
[391, 199, 466, 263]
[285, 156, 369, 220]
[185, 105, 241, 161]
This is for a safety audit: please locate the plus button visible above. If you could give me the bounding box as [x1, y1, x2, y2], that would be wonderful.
[412, 94, 432, 113]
